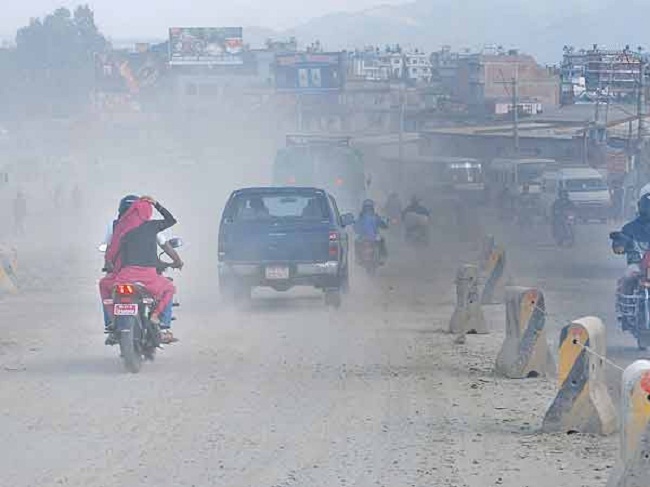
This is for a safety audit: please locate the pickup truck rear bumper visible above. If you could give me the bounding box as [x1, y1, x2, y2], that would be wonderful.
[219, 261, 341, 290]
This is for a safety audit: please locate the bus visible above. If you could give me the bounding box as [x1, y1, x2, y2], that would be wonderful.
[436, 157, 484, 191]
[273, 134, 367, 214]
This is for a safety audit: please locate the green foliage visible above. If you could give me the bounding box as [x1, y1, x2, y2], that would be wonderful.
[16, 6, 106, 69]
[1, 5, 107, 118]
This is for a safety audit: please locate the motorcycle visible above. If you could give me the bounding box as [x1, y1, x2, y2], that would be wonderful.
[610, 231, 650, 350]
[403, 212, 430, 246]
[355, 236, 382, 276]
[100, 237, 183, 373]
[554, 212, 576, 247]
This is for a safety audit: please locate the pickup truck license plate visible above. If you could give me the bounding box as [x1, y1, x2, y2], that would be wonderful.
[114, 303, 138, 316]
[265, 266, 290, 280]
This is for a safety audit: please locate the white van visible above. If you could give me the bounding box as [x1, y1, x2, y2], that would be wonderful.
[541, 167, 611, 222]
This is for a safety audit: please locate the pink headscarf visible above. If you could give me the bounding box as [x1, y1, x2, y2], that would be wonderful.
[106, 199, 153, 271]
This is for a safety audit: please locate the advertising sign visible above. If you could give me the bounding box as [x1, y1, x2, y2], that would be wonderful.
[169, 27, 244, 66]
[275, 52, 344, 92]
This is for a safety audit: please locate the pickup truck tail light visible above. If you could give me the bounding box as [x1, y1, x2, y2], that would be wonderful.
[329, 231, 339, 258]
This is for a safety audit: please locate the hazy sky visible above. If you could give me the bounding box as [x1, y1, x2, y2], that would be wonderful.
[2, 0, 408, 40]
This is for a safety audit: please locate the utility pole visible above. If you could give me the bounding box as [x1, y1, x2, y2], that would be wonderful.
[512, 74, 519, 154]
[638, 57, 645, 142]
[398, 82, 405, 190]
[497, 66, 520, 155]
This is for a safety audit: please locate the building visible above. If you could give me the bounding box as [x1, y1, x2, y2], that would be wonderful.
[403, 50, 433, 84]
[348, 48, 392, 81]
[348, 47, 432, 84]
[454, 50, 559, 116]
[561, 45, 646, 105]
[430, 46, 473, 97]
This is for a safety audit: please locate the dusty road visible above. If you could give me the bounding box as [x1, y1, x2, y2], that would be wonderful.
[0, 214, 632, 487]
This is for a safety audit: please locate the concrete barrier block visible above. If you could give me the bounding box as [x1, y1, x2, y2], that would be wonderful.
[481, 246, 506, 305]
[608, 360, 650, 487]
[495, 287, 555, 378]
[0, 245, 18, 294]
[449, 264, 487, 335]
[542, 317, 617, 435]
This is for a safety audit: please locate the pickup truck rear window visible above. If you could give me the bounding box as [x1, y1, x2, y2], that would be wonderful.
[228, 193, 330, 222]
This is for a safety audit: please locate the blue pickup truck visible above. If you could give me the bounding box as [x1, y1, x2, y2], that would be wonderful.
[218, 187, 354, 307]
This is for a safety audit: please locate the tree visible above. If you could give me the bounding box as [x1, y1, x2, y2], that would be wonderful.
[12, 5, 107, 116]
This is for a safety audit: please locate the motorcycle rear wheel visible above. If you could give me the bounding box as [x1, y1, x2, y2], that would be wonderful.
[117, 316, 143, 373]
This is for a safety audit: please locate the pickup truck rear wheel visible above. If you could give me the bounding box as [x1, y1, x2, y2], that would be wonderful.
[325, 288, 342, 309]
[340, 265, 350, 294]
[221, 278, 251, 305]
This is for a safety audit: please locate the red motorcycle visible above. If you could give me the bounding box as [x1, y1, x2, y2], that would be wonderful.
[355, 237, 381, 276]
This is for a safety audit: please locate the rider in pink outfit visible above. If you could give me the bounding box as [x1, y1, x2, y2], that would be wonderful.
[99, 196, 178, 333]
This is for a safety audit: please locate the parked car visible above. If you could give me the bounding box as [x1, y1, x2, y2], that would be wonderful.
[541, 167, 611, 223]
[218, 187, 354, 307]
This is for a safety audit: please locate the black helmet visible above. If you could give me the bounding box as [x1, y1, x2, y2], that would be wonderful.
[639, 194, 650, 220]
[362, 199, 375, 211]
[118, 194, 139, 217]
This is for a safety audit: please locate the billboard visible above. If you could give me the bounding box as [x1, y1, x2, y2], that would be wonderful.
[275, 52, 344, 92]
[169, 27, 244, 66]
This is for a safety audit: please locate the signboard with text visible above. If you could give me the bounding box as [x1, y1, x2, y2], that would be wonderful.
[169, 27, 244, 66]
[274, 52, 344, 92]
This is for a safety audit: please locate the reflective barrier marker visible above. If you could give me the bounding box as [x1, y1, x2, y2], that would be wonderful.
[543, 317, 617, 435]
[480, 246, 506, 305]
[479, 235, 495, 272]
[495, 287, 555, 379]
[0, 245, 18, 294]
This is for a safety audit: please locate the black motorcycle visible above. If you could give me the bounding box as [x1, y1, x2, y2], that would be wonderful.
[610, 231, 650, 350]
[102, 238, 183, 373]
[553, 212, 576, 247]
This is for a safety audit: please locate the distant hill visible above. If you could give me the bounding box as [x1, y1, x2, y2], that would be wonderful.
[259, 0, 648, 64]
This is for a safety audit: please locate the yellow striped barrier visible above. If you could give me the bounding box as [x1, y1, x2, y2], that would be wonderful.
[542, 317, 617, 435]
[479, 235, 495, 272]
[0, 245, 18, 294]
[608, 360, 650, 487]
[449, 264, 487, 335]
[480, 245, 506, 305]
[495, 287, 555, 378]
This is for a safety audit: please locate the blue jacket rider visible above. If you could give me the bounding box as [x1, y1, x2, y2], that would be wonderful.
[355, 199, 388, 239]
[619, 194, 650, 269]
[355, 199, 388, 260]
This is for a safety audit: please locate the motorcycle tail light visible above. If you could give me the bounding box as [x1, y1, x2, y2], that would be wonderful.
[116, 284, 135, 295]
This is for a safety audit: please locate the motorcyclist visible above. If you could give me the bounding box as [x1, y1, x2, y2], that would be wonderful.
[354, 199, 388, 262]
[101, 195, 184, 342]
[516, 184, 538, 224]
[612, 194, 650, 329]
[100, 196, 182, 344]
[402, 195, 431, 219]
[384, 192, 403, 224]
[402, 196, 431, 241]
[551, 189, 576, 240]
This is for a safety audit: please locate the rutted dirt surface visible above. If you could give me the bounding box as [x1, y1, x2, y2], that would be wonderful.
[0, 214, 630, 487]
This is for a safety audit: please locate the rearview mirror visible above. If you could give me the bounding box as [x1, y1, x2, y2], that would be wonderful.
[340, 213, 355, 227]
[168, 237, 183, 249]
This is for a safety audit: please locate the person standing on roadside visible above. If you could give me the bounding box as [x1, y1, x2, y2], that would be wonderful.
[13, 191, 27, 235]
